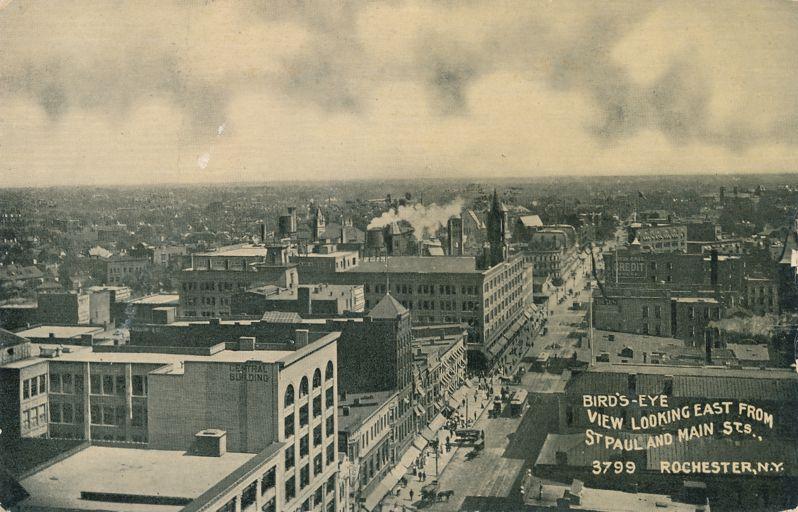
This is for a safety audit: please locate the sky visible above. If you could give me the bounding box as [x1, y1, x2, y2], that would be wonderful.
[1, 0, 798, 187]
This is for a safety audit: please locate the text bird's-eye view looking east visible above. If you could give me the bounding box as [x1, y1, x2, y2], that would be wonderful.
[2, 2, 798, 512]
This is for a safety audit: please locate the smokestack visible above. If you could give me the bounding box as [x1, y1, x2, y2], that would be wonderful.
[259, 222, 266, 244]
[298, 287, 312, 315]
[710, 250, 718, 287]
[340, 219, 348, 244]
[447, 216, 463, 256]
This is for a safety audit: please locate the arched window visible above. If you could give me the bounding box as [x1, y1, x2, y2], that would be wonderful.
[325, 361, 334, 380]
[299, 376, 309, 397]
[312, 369, 322, 389]
[284, 385, 295, 407]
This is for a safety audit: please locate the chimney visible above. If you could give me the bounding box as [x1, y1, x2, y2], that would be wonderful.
[710, 250, 718, 287]
[298, 287, 312, 315]
[259, 222, 266, 244]
[239, 336, 256, 351]
[295, 329, 309, 348]
[341, 221, 348, 244]
[193, 429, 227, 457]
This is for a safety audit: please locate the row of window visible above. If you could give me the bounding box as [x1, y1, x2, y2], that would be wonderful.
[284, 362, 334, 407]
[284, 393, 335, 436]
[22, 374, 47, 400]
[366, 283, 481, 296]
[284, 444, 336, 501]
[88, 374, 148, 396]
[22, 404, 47, 431]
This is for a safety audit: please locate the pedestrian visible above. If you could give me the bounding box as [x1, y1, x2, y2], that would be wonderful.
[409, 489, 414, 502]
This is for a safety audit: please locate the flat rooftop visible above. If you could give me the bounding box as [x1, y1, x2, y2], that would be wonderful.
[128, 294, 180, 305]
[15, 325, 105, 339]
[350, 256, 478, 274]
[338, 391, 396, 433]
[194, 246, 268, 257]
[53, 347, 294, 368]
[20, 446, 255, 511]
[526, 479, 705, 511]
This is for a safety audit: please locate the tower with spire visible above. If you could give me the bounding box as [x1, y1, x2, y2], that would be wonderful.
[486, 189, 509, 267]
[311, 206, 326, 243]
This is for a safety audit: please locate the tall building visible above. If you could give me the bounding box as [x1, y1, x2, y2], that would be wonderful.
[486, 189, 509, 267]
[447, 215, 464, 256]
[311, 206, 326, 243]
[296, 254, 532, 370]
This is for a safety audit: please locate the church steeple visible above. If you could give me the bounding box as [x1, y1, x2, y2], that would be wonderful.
[486, 188, 508, 266]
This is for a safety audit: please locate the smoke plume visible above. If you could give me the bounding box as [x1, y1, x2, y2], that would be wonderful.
[709, 314, 777, 340]
[367, 198, 465, 239]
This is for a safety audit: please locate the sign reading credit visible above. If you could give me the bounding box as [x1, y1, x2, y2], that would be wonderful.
[616, 256, 647, 281]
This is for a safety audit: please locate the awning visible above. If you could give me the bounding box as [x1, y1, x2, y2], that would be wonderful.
[448, 397, 461, 410]
[363, 469, 404, 511]
[396, 444, 422, 472]
[412, 434, 429, 451]
[428, 413, 447, 432]
[414, 405, 425, 417]
[420, 425, 436, 443]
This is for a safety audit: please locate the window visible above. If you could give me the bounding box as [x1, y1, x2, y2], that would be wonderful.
[313, 425, 322, 446]
[31, 377, 38, 396]
[132, 405, 147, 427]
[285, 476, 296, 500]
[132, 375, 147, 396]
[63, 403, 74, 423]
[103, 405, 115, 425]
[300, 404, 309, 427]
[284, 384, 295, 407]
[313, 369, 322, 389]
[75, 374, 83, 394]
[326, 442, 335, 464]
[325, 361, 334, 379]
[262, 498, 276, 512]
[285, 446, 295, 469]
[115, 375, 125, 396]
[313, 396, 322, 418]
[102, 375, 114, 395]
[22, 379, 30, 399]
[300, 465, 310, 488]
[62, 373, 73, 394]
[284, 413, 295, 437]
[326, 474, 335, 495]
[642, 306, 649, 318]
[326, 416, 334, 436]
[241, 481, 257, 509]
[90, 375, 101, 395]
[314, 486, 323, 507]
[300, 435, 309, 457]
[50, 403, 62, 423]
[299, 376, 309, 397]
[261, 467, 276, 494]
[90, 404, 100, 425]
[50, 373, 61, 393]
[314, 453, 323, 475]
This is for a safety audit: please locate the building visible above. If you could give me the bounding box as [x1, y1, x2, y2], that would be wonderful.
[14, 325, 107, 345]
[298, 254, 530, 369]
[292, 246, 360, 275]
[410, 324, 467, 424]
[742, 276, 779, 315]
[9, 331, 342, 512]
[593, 287, 724, 346]
[0, 303, 38, 330]
[0, 330, 50, 442]
[104, 255, 150, 285]
[518, 226, 580, 288]
[125, 293, 181, 324]
[179, 244, 298, 318]
[36, 291, 91, 325]
[232, 284, 365, 317]
[337, 391, 398, 508]
[626, 223, 688, 253]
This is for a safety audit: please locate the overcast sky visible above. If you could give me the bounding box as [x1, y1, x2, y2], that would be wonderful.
[2, 0, 798, 186]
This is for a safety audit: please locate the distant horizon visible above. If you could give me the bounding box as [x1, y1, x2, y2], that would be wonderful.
[1, 169, 798, 191]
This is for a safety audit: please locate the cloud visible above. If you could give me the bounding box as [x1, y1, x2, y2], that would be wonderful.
[1, 0, 798, 186]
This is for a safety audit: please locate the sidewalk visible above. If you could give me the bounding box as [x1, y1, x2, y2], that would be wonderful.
[379, 379, 494, 511]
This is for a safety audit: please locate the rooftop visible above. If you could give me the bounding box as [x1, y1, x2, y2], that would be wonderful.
[19, 446, 255, 511]
[727, 343, 770, 361]
[53, 347, 294, 368]
[249, 284, 360, 300]
[351, 256, 478, 274]
[338, 391, 397, 433]
[194, 245, 268, 257]
[368, 294, 408, 319]
[15, 325, 105, 339]
[128, 293, 180, 305]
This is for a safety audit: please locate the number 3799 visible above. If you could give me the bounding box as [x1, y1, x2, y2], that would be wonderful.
[591, 461, 636, 474]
